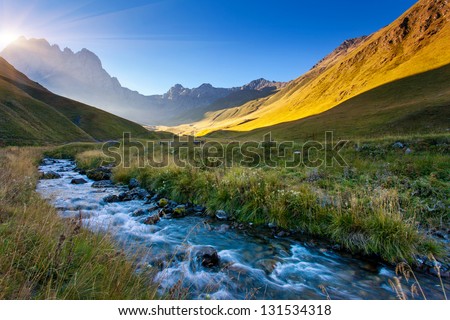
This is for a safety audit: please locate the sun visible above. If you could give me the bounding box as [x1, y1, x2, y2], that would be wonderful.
[0, 31, 21, 50]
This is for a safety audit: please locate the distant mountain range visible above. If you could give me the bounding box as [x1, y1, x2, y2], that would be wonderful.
[1, 38, 286, 126]
[1, 0, 448, 144]
[0, 57, 162, 146]
[169, 0, 450, 138]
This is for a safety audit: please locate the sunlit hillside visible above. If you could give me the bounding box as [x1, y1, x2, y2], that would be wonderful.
[176, 0, 450, 136]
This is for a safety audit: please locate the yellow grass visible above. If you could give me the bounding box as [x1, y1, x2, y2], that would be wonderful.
[168, 0, 450, 136]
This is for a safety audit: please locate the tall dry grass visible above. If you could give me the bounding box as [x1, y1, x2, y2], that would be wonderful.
[0, 147, 156, 299]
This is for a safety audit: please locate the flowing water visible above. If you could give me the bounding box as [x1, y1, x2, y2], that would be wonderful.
[36, 159, 447, 300]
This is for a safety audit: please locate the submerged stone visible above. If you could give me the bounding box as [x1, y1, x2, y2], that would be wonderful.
[71, 178, 87, 184]
[143, 214, 160, 225]
[91, 180, 115, 188]
[40, 171, 61, 179]
[193, 246, 220, 268]
[128, 178, 140, 189]
[215, 210, 229, 221]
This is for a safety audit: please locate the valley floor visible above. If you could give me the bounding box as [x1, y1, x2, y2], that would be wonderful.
[0, 133, 448, 299]
[63, 133, 450, 269]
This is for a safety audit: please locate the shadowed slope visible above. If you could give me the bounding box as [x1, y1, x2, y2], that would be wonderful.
[0, 57, 157, 145]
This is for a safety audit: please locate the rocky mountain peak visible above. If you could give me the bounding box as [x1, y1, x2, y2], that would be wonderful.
[63, 47, 74, 55]
[242, 78, 287, 91]
[191, 83, 219, 97]
[311, 36, 367, 71]
[163, 84, 187, 99]
[0, 37, 292, 125]
[337, 37, 368, 52]
[73, 48, 103, 68]
[19, 37, 50, 47]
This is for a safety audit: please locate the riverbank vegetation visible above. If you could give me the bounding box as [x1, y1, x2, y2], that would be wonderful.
[56, 133, 450, 265]
[1, 132, 448, 299]
[0, 147, 156, 299]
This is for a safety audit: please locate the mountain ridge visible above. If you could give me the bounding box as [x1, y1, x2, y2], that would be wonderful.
[168, 0, 450, 136]
[205, 63, 450, 140]
[0, 57, 159, 145]
[1, 38, 287, 126]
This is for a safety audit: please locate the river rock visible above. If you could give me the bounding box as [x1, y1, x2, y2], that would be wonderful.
[118, 188, 149, 201]
[169, 200, 178, 207]
[215, 210, 229, 221]
[331, 244, 342, 251]
[71, 178, 87, 184]
[86, 167, 112, 181]
[40, 171, 61, 179]
[158, 209, 167, 218]
[158, 198, 169, 208]
[256, 259, 278, 274]
[173, 205, 186, 218]
[147, 205, 159, 213]
[135, 188, 150, 199]
[149, 193, 161, 202]
[405, 148, 412, 155]
[132, 208, 148, 217]
[41, 158, 55, 166]
[193, 205, 206, 213]
[268, 222, 277, 229]
[216, 224, 230, 233]
[276, 230, 290, 238]
[193, 246, 220, 268]
[432, 230, 447, 240]
[360, 262, 380, 273]
[128, 178, 140, 189]
[91, 180, 115, 188]
[143, 214, 160, 225]
[103, 194, 119, 203]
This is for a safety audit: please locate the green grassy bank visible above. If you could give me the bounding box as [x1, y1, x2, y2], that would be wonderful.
[65, 134, 450, 264]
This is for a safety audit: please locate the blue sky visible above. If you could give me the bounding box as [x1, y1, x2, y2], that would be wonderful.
[0, 0, 417, 95]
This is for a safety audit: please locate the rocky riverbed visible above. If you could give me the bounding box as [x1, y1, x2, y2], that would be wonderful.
[37, 158, 449, 299]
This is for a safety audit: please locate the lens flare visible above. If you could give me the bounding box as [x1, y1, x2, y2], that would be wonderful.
[0, 31, 20, 50]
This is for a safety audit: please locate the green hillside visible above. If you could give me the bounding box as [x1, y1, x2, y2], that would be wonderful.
[0, 79, 94, 145]
[207, 63, 450, 141]
[0, 57, 157, 145]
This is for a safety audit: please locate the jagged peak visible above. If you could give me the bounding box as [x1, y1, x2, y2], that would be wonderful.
[13, 36, 51, 48]
[5, 37, 102, 63]
[242, 78, 286, 91]
[336, 37, 367, 53]
[77, 47, 98, 58]
[198, 83, 213, 88]
[63, 47, 74, 54]
[311, 35, 367, 70]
